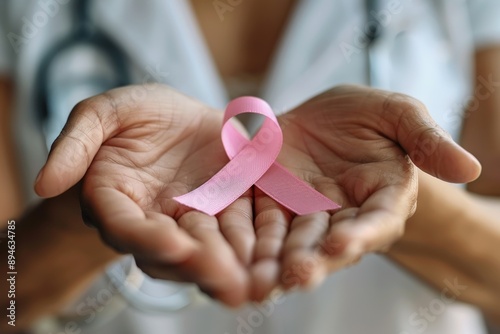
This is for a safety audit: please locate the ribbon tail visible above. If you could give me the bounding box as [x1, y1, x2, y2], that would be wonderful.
[255, 163, 341, 215]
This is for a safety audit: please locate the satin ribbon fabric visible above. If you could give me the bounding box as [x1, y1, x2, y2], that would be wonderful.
[174, 97, 340, 216]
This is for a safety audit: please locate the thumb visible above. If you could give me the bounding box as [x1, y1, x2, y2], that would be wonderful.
[34, 93, 121, 198]
[385, 94, 481, 183]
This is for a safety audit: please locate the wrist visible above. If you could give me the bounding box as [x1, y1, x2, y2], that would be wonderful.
[390, 171, 471, 254]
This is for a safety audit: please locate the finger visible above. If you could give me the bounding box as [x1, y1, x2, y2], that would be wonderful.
[253, 189, 292, 261]
[85, 186, 197, 263]
[35, 94, 120, 198]
[279, 248, 328, 291]
[372, 89, 481, 183]
[250, 189, 292, 300]
[319, 185, 411, 271]
[282, 212, 330, 253]
[177, 211, 250, 307]
[249, 259, 280, 302]
[217, 189, 255, 266]
[279, 212, 330, 290]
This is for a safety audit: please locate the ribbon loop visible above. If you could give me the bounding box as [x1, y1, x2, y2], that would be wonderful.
[174, 97, 340, 215]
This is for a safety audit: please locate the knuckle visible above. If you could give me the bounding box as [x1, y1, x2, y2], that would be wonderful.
[382, 92, 433, 132]
[254, 208, 290, 231]
[383, 91, 425, 114]
[221, 205, 253, 223]
[73, 92, 121, 137]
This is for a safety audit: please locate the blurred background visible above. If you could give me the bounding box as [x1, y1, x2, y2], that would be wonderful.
[1, 1, 500, 333]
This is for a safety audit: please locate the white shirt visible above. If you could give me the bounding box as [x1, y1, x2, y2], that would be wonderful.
[1, 0, 500, 333]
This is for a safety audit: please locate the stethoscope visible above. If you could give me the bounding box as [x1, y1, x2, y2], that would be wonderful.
[36, 0, 389, 318]
[365, 0, 384, 86]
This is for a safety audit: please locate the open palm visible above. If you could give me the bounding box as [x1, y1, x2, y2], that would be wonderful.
[250, 86, 481, 299]
[36, 85, 256, 306]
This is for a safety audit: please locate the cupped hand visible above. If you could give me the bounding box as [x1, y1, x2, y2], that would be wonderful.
[249, 85, 482, 300]
[35, 85, 255, 306]
[34, 84, 482, 306]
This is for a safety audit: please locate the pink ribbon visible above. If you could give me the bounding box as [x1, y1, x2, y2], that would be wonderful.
[174, 97, 340, 216]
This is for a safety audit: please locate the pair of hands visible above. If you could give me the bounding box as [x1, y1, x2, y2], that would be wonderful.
[34, 84, 480, 307]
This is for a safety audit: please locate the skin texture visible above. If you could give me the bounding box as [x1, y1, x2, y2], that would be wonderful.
[35, 84, 480, 306]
